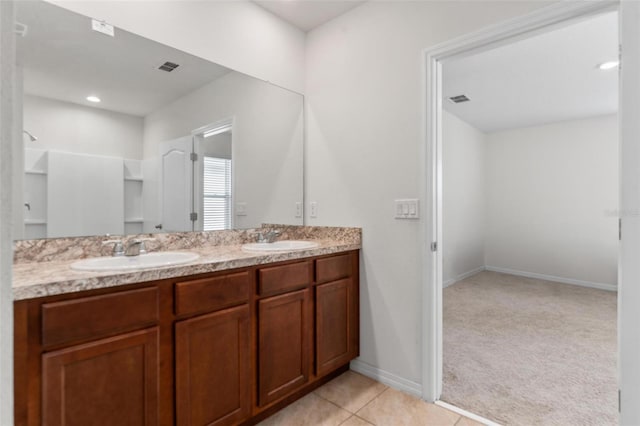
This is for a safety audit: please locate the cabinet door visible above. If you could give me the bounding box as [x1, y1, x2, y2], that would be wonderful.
[42, 327, 159, 426]
[258, 289, 310, 406]
[175, 305, 250, 426]
[316, 279, 358, 376]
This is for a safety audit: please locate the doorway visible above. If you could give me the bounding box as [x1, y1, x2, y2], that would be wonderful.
[421, 0, 640, 423]
[157, 118, 234, 233]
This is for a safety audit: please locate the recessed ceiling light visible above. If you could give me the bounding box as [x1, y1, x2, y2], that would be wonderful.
[86, 95, 101, 103]
[598, 61, 619, 70]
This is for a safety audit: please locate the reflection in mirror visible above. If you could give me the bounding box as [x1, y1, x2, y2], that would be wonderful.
[15, 1, 304, 240]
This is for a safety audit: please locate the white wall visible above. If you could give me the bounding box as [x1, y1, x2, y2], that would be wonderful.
[13, 69, 23, 239]
[0, 1, 15, 425]
[23, 94, 144, 160]
[47, 0, 306, 94]
[485, 114, 619, 287]
[442, 111, 486, 286]
[144, 71, 303, 230]
[305, 1, 553, 390]
[0, 0, 15, 422]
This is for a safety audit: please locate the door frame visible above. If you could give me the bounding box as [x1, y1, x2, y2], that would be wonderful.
[421, 0, 620, 405]
[192, 117, 235, 231]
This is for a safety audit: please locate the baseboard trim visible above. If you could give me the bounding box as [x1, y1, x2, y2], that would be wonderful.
[484, 266, 617, 292]
[435, 400, 502, 426]
[350, 359, 422, 397]
[444, 266, 486, 288]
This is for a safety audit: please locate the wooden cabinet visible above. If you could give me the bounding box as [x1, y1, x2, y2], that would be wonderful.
[42, 327, 159, 426]
[315, 252, 359, 376]
[14, 250, 359, 426]
[175, 305, 250, 426]
[258, 289, 311, 406]
[316, 279, 358, 375]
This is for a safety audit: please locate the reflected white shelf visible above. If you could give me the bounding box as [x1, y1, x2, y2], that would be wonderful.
[25, 169, 47, 175]
[25, 219, 47, 225]
[124, 177, 143, 182]
[124, 218, 144, 223]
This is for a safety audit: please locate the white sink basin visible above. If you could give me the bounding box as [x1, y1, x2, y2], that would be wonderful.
[71, 251, 200, 272]
[242, 240, 319, 252]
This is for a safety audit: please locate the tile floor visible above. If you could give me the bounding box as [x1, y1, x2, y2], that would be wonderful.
[258, 370, 485, 426]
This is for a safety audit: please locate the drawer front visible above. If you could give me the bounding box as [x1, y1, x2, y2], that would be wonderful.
[258, 261, 311, 296]
[175, 272, 250, 316]
[42, 287, 159, 348]
[316, 253, 352, 283]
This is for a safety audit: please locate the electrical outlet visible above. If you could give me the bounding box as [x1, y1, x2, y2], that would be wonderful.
[295, 202, 303, 218]
[310, 202, 318, 218]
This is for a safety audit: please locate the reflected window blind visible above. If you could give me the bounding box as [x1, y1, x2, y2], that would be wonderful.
[203, 157, 232, 230]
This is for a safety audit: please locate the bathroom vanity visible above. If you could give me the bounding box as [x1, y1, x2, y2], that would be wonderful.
[13, 228, 360, 426]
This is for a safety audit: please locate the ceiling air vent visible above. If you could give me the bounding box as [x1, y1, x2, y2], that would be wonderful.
[449, 95, 470, 103]
[158, 61, 180, 72]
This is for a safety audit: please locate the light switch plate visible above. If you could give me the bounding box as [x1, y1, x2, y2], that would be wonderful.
[395, 199, 419, 219]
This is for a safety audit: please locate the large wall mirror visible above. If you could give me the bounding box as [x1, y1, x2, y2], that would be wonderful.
[15, 0, 304, 240]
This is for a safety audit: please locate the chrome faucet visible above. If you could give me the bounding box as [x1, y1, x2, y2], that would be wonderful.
[125, 240, 145, 256]
[255, 229, 281, 243]
[103, 237, 155, 257]
[102, 239, 124, 257]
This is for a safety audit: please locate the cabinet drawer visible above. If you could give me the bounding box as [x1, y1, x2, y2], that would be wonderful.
[175, 272, 250, 316]
[42, 287, 159, 348]
[316, 253, 352, 283]
[258, 261, 311, 296]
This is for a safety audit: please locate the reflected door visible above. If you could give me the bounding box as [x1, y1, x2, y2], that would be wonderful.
[160, 136, 193, 232]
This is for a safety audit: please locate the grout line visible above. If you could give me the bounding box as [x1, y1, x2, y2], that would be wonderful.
[354, 414, 376, 425]
[366, 384, 390, 406]
[313, 392, 352, 413]
[336, 414, 377, 426]
[355, 387, 390, 416]
[337, 414, 355, 426]
[314, 373, 390, 415]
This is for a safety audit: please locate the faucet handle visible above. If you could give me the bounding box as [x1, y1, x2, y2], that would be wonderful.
[258, 229, 281, 243]
[102, 239, 124, 257]
[127, 237, 156, 254]
[137, 237, 156, 254]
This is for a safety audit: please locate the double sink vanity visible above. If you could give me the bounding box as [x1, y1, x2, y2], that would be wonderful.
[13, 226, 361, 425]
[13, 3, 357, 425]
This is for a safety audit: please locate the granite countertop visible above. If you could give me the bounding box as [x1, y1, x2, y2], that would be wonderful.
[13, 238, 360, 301]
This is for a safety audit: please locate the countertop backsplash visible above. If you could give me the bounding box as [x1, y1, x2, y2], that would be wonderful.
[13, 225, 362, 264]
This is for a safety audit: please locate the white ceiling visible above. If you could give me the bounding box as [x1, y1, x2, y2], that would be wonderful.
[443, 11, 618, 133]
[253, 0, 365, 32]
[17, 1, 231, 117]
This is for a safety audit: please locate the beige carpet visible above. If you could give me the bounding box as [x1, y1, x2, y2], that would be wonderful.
[442, 271, 617, 426]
